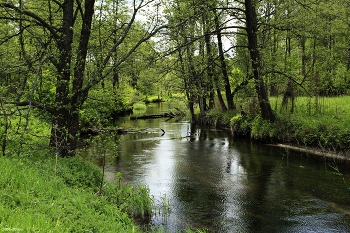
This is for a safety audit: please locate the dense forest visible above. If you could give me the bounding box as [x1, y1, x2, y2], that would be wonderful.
[1, 0, 350, 157]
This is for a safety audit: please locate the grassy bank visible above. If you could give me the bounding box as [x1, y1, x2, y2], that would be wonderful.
[0, 154, 154, 232]
[0, 110, 203, 232]
[206, 96, 350, 155]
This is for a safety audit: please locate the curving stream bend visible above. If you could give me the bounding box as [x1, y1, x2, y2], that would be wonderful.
[87, 102, 350, 232]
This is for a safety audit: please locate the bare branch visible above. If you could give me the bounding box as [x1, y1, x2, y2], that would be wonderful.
[5, 101, 54, 114]
[215, 7, 246, 14]
[100, 0, 144, 69]
[0, 3, 59, 40]
[86, 24, 169, 91]
[51, 0, 63, 8]
[0, 25, 30, 45]
[264, 70, 311, 96]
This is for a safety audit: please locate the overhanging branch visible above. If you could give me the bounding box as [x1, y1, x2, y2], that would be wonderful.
[5, 101, 55, 114]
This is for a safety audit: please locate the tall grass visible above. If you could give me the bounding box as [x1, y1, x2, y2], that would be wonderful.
[222, 96, 350, 152]
[0, 155, 150, 232]
[251, 96, 350, 151]
[271, 96, 349, 129]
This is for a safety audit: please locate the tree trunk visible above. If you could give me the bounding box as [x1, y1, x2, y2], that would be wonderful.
[178, 45, 196, 121]
[186, 44, 202, 116]
[281, 31, 295, 113]
[204, 17, 220, 110]
[50, 0, 74, 157]
[244, 0, 275, 121]
[300, 36, 307, 79]
[281, 79, 294, 113]
[67, 0, 95, 156]
[215, 14, 235, 110]
[206, 16, 227, 111]
[347, 41, 350, 71]
[50, 0, 95, 157]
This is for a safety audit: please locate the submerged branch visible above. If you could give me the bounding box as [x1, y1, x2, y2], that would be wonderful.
[130, 112, 177, 120]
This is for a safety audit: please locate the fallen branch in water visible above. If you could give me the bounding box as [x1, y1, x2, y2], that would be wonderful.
[130, 111, 177, 120]
[84, 127, 165, 135]
[270, 143, 350, 161]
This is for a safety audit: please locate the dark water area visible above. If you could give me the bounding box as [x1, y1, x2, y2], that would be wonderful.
[87, 102, 350, 232]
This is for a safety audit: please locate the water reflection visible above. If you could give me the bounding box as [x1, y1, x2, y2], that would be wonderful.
[84, 103, 350, 232]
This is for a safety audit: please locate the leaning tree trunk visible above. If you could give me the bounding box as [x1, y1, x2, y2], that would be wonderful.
[215, 14, 235, 110]
[244, 0, 275, 121]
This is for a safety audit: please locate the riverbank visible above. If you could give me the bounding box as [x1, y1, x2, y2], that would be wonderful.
[198, 96, 350, 160]
[0, 154, 153, 232]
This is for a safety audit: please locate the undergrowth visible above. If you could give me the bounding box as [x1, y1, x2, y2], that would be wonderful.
[204, 109, 236, 127]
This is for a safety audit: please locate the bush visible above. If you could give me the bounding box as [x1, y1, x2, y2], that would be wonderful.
[230, 114, 251, 137]
[249, 115, 295, 143]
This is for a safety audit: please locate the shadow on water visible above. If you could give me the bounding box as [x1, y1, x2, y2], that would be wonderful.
[82, 102, 350, 232]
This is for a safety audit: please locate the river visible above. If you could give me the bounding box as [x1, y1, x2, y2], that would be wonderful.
[88, 102, 350, 232]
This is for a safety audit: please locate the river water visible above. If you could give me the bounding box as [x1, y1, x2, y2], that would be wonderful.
[91, 102, 350, 232]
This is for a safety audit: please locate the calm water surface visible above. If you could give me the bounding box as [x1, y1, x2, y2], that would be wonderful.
[93, 102, 350, 232]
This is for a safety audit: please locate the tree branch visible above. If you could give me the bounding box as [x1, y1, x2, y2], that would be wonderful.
[5, 101, 55, 114]
[264, 70, 311, 96]
[0, 25, 30, 45]
[0, 3, 59, 41]
[85, 24, 169, 93]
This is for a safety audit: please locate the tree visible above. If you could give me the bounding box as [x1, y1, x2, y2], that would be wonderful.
[214, 11, 235, 110]
[0, 0, 167, 157]
[243, 0, 276, 121]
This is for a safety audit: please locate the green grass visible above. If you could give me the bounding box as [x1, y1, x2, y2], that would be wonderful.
[0, 155, 149, 232]
[133, 101, 147, 110]
[271, 96, 349, 129]
[210, 96, 350, 152]
[269, 96, 350, 150]
[204, 109, 237, 127]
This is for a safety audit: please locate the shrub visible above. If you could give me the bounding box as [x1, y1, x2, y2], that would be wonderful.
[230, 114, 251, 136]
[205, 109, 236, 127]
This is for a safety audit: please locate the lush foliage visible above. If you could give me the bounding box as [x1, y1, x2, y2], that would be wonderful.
[0, 109, 51, 157]
[204, 109, 236, 128]
[0, 0, 168, 156]
[2, 0, 350, 156]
